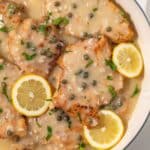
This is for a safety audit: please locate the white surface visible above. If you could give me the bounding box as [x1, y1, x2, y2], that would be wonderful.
[137, 0, 147, 11]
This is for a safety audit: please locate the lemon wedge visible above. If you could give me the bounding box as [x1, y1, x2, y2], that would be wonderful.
[12, 74, 52, 117]
[84, 110, 124, 149]
[113, 43, 143, 78]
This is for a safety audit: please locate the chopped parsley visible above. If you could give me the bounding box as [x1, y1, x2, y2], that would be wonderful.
[78, 142, 86, 150]
[108, 85, 117, 99]
[7, 3, 17, 15]
[1, 82, 10, 102]
[107, 75, 113, 80]
[52, 17, 69, 26]
[45, 99, 52, 101]
[38, 24, 47, 34]
[120, 10, 129, 20]
[0, 107, 3, 114]
[49, 111, 53, 115]
[22, 52, 36, 61]
[46, 126, 52, 141]
[105, 59, 117, 71]
[131, 85, 140, 97]
[93, 7, 98, 12]
[0, 64, 4, 70]
[35, 118, 42, 128]
[0, 26, 9, 33]
[85, 59, 94, 68]
[67, 119, 72, 128]
[63, 50, 72, 53]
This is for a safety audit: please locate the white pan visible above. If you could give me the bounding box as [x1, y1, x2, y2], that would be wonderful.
[114, 0, 150, 150]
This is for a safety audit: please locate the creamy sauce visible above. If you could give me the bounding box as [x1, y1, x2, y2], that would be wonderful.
[45, 0, 135, 43]
[25, 0, 46, 19]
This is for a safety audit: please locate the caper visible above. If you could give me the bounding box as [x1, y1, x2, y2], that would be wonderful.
[92, 80, 97, 86]
[13, 135, 20, 142]
[7, 129, 14, 136]
[81, 82, 88, 90]
[83, 72, 89, 78]
[89, 13, 94, 19]
[72, 3, 77, 9]
[63, 115, 70, 121]
[106, 26, 112, 32]
[57, 115, 63, 121]
[62, 79, 68, 84]
[83, 54, 90, 60]
[54, 1, 61, 7]
[69, 94, 76, 100]
[68, 12, 73, 18]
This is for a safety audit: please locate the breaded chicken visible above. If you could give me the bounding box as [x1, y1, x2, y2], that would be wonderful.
[0, 1, 27, 61]
[13, 108, 91, 150]
[54, 37, 124, 126]
[45, 0, 135, 43]
[0, 58, 27, 139]
[8, 18, 65, 78]
[0, 0, 27, 29]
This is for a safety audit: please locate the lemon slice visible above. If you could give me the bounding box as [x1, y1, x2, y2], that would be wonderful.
[113, 43, 143, 78]
[12, 74, 52, 117]
[84, 110, 124, 149]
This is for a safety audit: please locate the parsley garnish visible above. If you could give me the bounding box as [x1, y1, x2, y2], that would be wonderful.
[38, 24, 47, 34]
[67, 119, 72, 128]
[45, 99, 52, 101]
[1, 82, 11, 102]
[78, 142, 86, 150]
[63, 50, 72, 53]
[22, 52, 36, 61]
[46, 126, 52, 141]
[35, 118, 42, 128]
[0, 64, 4, 70]
[107, 75, 113, 80]
[0, 107, 3, 114]
[120, 10, 129, 20]
[52, 17, 69, 26]
[93, 8, 98, 12]
[105, 59, 117, 71]
[85, 59, 94, 68]
[0, 26, 9, 33]
[108, 85, 117, 99]
[7, 3, 17, 15]
[131, 85, 140, 97]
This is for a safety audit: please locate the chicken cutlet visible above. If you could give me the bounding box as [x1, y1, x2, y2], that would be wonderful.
[0, 58, 27, 139]
[45, 0, 135, 43]
[12, 107, 91, 150]
[0, 0, 27, 61]
[8, 18, 65, 78]
[54, 36, 124, 126]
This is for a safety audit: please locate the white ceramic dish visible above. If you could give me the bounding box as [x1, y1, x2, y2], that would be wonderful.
[113, 0, 150, 150]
